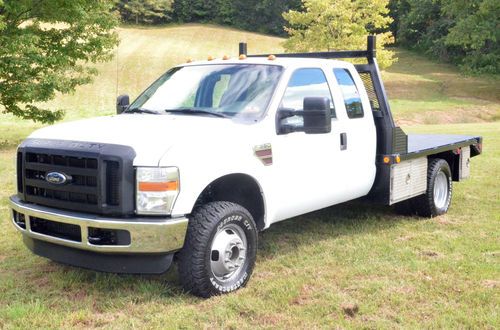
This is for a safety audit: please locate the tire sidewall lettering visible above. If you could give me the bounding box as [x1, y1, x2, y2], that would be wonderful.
[209, 212, 255, 294]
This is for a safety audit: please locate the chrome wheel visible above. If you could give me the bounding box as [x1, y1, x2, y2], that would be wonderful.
[210, 223, 247, 282]
[433, 171, 449, 209]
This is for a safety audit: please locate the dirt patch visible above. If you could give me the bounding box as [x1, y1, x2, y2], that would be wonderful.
[341, 303, 359, 318]
[436, 216, 456, 225]
[394, 235, 414, 242]
[391, 285, 416, 295]
[420, 251, 440, 258]
[291, 284, 316, 306]
[255, 312, 284, 326]
[482, 280, 500, 289]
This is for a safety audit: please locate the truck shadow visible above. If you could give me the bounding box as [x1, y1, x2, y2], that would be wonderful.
[257, 199, 404, 260]
[16, 200, 414, 301]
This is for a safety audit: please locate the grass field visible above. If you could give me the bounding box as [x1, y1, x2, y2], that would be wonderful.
[0, 24, 499, 328]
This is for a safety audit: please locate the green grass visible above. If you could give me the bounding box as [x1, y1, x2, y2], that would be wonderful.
[384, 49, 500, 125]
[0, 24, 499, 328]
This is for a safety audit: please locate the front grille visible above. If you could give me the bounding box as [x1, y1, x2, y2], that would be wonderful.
[105, 161, 120, 206]
[17, 139, 136, 216]
[23, 152, 101, 213]
[30, 216, 82, 242]
[17, 152, 23, 193]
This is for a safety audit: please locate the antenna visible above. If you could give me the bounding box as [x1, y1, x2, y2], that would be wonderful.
[115, 44, 119, 97]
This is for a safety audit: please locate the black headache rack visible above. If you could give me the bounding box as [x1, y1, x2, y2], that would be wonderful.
[238, 36, 482, 204]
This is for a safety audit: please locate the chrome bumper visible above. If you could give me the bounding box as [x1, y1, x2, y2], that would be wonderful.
[9, 195, 188, 254]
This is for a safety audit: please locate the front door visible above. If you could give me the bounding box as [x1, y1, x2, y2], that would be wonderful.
[271, 67, 349, 222]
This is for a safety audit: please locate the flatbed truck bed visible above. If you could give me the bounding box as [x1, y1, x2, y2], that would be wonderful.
[405, 134, 482, 159]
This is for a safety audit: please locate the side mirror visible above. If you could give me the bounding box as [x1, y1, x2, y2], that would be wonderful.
[276, 97, 331, 135]
[116, 94, 130, 114]
[302, 97, 331, 134]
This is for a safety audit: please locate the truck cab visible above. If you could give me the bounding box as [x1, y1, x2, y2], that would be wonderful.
[9, 37, 482, 297]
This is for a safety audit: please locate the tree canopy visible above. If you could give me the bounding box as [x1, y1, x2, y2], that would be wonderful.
[390, 0, 499, 74]
[283, 0, 396, 69]
[117, 0, 173, 25]
[0, 0, 118, 123]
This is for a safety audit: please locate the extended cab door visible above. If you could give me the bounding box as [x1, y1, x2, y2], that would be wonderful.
[270, 67, 351, 222]
[330, 65, 377, 199]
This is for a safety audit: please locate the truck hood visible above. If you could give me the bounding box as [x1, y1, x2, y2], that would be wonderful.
[28, 114, 256, 166]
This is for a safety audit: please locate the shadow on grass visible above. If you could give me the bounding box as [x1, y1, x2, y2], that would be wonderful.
[258, 199, 402, 259]
[3, 199, 413, 303]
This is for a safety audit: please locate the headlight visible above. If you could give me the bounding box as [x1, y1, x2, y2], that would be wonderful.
[136, 167, 180, 215]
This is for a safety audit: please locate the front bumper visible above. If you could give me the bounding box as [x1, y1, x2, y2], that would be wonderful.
[9, 195, 189, 273]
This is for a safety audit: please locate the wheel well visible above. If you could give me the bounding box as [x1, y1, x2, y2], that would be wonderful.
[194, 174, 266, 230]
[428, 151, 460, 181]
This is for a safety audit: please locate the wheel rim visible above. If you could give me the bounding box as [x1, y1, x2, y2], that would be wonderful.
[433, 171, 449, 209]
[210, 223, 247, 282]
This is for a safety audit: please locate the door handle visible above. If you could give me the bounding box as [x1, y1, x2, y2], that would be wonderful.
[340, 132, 347, 150]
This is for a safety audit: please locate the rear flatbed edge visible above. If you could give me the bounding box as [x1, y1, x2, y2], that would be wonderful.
[401, 134, 482, 161]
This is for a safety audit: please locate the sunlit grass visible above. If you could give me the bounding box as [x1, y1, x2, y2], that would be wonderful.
[0, 24, 498, 328]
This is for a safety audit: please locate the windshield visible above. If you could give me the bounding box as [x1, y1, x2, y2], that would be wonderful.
[128, 64, 284, 120]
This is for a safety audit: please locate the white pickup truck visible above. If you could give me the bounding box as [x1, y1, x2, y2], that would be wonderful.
[9, 37, 482, 297]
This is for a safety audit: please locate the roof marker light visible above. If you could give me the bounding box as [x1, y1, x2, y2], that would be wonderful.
[239, 54, 247, 60]
[207, 55, 214, 61]
[268, 55, 276, 61]
[186, 58, 193, 63]
[222, 55, 230, 60]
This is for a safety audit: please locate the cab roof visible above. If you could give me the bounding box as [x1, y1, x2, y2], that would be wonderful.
[178, 56, 350, 69]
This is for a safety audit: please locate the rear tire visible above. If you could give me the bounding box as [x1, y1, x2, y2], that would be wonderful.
[413, 158, 453, 217]
[177, 201, 258, 297]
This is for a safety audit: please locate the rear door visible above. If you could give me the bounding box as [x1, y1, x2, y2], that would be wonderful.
[330, 65, 377, 199]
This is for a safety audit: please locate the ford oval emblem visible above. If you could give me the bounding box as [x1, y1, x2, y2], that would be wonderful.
[46, 172, 70, 185]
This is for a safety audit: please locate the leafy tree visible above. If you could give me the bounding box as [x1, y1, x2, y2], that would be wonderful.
[395, 0, 448, 50]
[387, 0, 410, 41]
[283, 0, 396, 69]
[173, 0, 224, 23]
[232, 0, 302, 36]
[172, 0, 301, 36]
[442, 0, 499, 74]
[118, 0, 173, 24]
[0, 0, 118, 123]
[392, 0, 499, 74]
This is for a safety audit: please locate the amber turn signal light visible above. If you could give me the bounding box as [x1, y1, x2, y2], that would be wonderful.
[138, 181, 178, 192]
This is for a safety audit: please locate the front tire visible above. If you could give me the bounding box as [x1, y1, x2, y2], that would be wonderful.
[177, 201, 258, 297]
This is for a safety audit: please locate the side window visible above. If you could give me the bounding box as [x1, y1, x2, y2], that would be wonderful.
[281, 68, 336, 118]
[334, 68, 364, 119]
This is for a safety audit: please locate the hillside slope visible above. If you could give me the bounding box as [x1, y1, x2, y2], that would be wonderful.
[0, 24, 498, 144]
[47, 24, 285, 120]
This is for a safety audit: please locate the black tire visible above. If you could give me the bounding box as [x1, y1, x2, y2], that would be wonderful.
[177, 201, 258, 297]
[413, 158, 453, 217]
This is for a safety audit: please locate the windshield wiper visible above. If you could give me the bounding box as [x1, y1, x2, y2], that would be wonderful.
[163, 108, 230, 118]
[125, 107, 160, 115]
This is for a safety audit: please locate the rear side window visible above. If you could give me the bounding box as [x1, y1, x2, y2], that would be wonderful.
[334, 68, 364, 119]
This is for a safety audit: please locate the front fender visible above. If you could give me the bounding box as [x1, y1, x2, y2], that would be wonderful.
[160, 141, 272, 220]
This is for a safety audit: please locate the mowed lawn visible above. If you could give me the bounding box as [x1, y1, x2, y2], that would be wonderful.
[0, 24, 499, 328]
